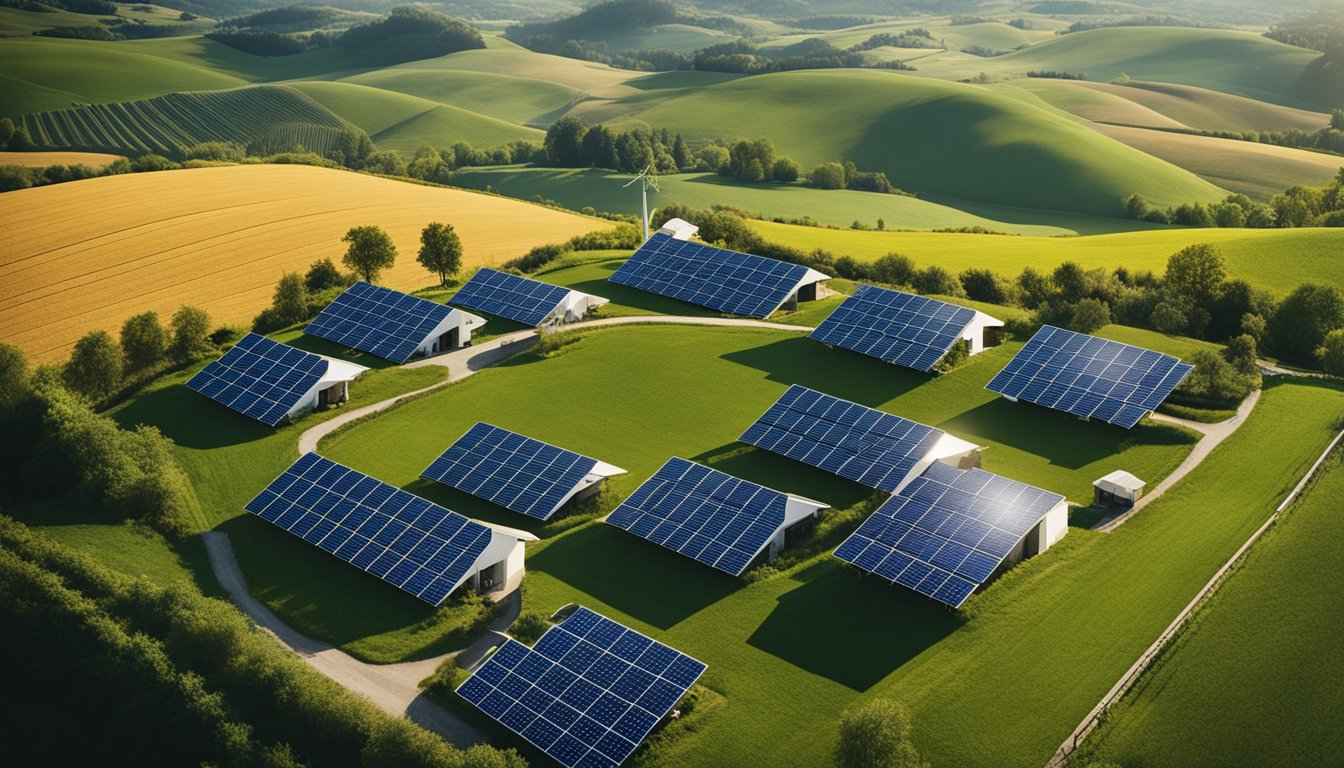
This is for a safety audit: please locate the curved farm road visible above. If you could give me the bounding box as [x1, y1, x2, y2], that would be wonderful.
[204, 312, 1263, 747]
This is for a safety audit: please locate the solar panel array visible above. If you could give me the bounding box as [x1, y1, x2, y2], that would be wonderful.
[609, 232, 813, 318]
[985, 325, 1195, 428]
[809, 285, 978, 372]
[422, 423, 601, 521]
[305, 281, 456, 364]
[450, 268, 572, 327]
[606, 457, 790, 576]
[740, 385, 945, 492]
[245, 453, 492, 605]
[186, 333, 328, 426]
[457, 606, 706, 768]
[834, 462, 1064, 608]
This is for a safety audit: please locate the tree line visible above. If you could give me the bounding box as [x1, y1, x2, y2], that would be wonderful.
[1124, 168, 1344, 227]
[207, 5, 484, 62]
[0, 516, 524, 767]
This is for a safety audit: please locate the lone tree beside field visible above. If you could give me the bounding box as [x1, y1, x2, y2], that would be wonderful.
[417, 222, 464, 285]
[834, 700, 929, 768]
[169, 306, 213, 365]
[63, 330, 124, 401]
[119, 311, 166, 372]
[273, 273, 309, 326]
[342, 225, 397, 283]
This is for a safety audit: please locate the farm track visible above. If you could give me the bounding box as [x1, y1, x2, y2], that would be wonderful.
[0, 164, 606, 362]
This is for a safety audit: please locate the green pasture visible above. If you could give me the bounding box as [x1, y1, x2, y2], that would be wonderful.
[1086, 452, 1344, 767]
[605, 68, 1225, 216]
[338, 67, 582, 126]
[750, 220, 1344, 297]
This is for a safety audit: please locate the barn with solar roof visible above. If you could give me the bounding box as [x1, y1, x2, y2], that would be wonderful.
[186, 333, 367, 426]
[450, 268, 608, 328]
[306, 282, 486, 363]
[609, 219, 830, 318]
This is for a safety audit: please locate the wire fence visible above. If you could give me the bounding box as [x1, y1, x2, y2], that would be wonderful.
[1047, 425, 1344, 767]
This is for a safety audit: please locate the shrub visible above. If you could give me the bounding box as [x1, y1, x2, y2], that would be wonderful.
[933, 340, 969, 374]
[912, 265, 963, 297]
[960, 268, 1016, 304]
[771, 157, 800, 182]
[1173, 349, 1258, 408]
[305, 258, 346, 292]
[168, 306, 214, 365]
[1267, 283, 1344, 364]
[808, 162, 846, 190]
[1319, 329, 1344, 376]
[871, 253, 917, 287]
[1069, 298, 1111, 333]
[833, 699, 929, 768]
[510, 611, 551, 643]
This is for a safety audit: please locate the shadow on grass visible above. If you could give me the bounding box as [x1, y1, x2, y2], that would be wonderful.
[113, 382, 272, 450]
[720, 336, 927, 405]
[941, 398, 1198, 471]
[693, 442, 872, 510]
[528, 523, 740, 630]
[748, 562, 963, 691]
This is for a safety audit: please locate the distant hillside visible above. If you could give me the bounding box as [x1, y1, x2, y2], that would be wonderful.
[207, 5, 485, 62]
[507, 0, 744, 44]
[608, 68, 1226, 216]
[19, 85, 355, 156]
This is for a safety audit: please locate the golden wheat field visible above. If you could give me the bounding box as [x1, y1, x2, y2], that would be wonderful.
[0, 164, 607, 362]
[0, 151, 125, 167]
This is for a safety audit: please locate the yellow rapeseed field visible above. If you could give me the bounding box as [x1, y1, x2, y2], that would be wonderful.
[0, 164, 607, 362]
[0, 151, 125, 167]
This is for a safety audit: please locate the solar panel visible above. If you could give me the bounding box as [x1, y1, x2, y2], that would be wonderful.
[245, 453, 493, 605]
[422, 423, 601, 521]
[457, 606, 706, 768]
[809, 285, 978, 372]
[450, 268, 572, 327]
[186, 333, 328, 426]
[740, 385, 945, 492]
[609, 232, 814, 318]
[985, 325, 1195, 429]
[605, 457, 793, 576]
[305, 281, 456, 364]
[834, 462, 1065, 608]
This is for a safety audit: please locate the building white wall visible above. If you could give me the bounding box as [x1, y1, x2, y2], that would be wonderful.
[285, 358, 367, 422]
[960, 311, 1004, 356]
[766, 496, 828, 559]
[467, 527, 534, 594]
[416, 309, 486, 356]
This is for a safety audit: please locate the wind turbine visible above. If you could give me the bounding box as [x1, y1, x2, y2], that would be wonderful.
[624, 165, 659, 241]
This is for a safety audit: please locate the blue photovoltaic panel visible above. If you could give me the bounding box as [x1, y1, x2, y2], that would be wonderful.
[834, 462, 1065, 608]
[186, 333, 328, 426]
[606, 457, 791, 576]
[985, 325, 1195, 429]
[809, 285, 978, 372]
[609, 232, 813, 318]
[450, 268, 571, 327]
[457, 606, 706, 768]
[244, 453, 492, 606]
[422, 423, 601, 521]
[305, 281, 455, 364]
[739, 385, 945, 492]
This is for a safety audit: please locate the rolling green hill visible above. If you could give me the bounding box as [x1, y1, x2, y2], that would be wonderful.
[290, 81, 542, 152]
[338, 66, 583, 126]
[605, 69, 1226, 216]
[449, 165, 1122, 235]
[20, 84, 352, 156]
[912, 27, 1326, 109]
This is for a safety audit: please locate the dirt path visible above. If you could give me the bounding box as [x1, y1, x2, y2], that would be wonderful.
[1095, 389, 1260, 531]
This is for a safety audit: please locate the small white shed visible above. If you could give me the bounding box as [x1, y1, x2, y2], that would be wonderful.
[1094, 470, 1146, 507]
[961, 310, 1005, 356]
[291, 356, 368, 419]
[418, 308, 487, 355]
[470, 521, 539, 596]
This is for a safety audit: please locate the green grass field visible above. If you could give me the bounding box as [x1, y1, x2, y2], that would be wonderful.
[21, 84, 353, 156]
[1084, 452, 1344, 767]
[750, 220, 1344, 296]
[604, 69, 1225, 216]
[912, 27, 1327, 109]
[338, 67, 582, 126]
[448, 166, 1091, 235]
[291, 81, 542, 152]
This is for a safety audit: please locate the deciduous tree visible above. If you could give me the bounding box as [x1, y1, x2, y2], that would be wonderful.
[417, 222, 464, 285]
[342, 225, 397, 283]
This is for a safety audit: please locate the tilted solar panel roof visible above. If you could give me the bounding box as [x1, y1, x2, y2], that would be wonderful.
[305, 281, 456, 364]
[421, 423, 601, 521]
[245, 453, 493, 606]
[609, 232, 815, 318]
[809, 285, 978, 372]
[605, 457, 793, 576]
[739, 384, 945, 492]
[834, 462, 1065, 608]
[450, 268, 573, 327]
[985, 325, 1194, 429]
[457, 606, 706, 768]
[186, 332, 328, 426]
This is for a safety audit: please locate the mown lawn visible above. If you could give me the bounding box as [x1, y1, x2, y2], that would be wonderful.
[1084, 450, 1344, 768]
[319, 325, 1342, 767]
